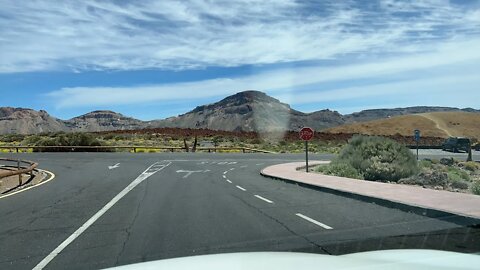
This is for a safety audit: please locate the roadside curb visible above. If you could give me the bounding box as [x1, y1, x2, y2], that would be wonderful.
[260, 162, 480, 226]
[0, 169, 55, 199]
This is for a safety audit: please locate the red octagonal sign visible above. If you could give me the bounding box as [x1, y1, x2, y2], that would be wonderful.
[299, 127, 315, 141]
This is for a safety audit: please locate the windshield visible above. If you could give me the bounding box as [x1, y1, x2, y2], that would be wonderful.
[0, 1, 479, 270]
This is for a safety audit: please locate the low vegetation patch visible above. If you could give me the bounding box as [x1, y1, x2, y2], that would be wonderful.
[0, 131, 345, 154]
[316, 163, 364, 179]
[25, 132, 106, 152]
[399, 158, 480, 194]
[315, 136, 480, 195]
[317, 135, 418, 182]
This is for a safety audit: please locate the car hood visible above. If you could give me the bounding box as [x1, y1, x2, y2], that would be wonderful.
[106, 250, 480, 270]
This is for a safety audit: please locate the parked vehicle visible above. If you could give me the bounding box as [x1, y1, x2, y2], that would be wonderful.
[442, 137, 471, 153]
[475, 143, 480, 151]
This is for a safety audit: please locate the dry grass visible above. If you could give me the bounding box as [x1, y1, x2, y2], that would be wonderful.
[325, 112, 480, 140]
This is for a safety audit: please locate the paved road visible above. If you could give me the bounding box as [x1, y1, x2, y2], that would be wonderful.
[0, 151, 479, 270]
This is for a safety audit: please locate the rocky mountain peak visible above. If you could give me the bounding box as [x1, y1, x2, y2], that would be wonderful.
[222, 90, 282, 104]
[190, 90, 288, 114]
[72, 110, 127, 120]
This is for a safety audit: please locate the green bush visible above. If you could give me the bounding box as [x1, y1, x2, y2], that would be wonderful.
[447, 167, 471, 182]
[471, 181, 480, 195]
[316, 163, 363, 179]
[419, 159, 433, 169]
[33, 132, 106, 152]
[0, 134, 25, 143]
[334, 135, 418, 182]
[447, 171, 463, 182]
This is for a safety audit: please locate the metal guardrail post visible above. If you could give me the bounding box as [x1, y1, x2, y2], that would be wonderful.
[17, 159, 21, 185]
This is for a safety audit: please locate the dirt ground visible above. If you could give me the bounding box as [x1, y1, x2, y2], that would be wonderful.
[0, 168, 44, 195]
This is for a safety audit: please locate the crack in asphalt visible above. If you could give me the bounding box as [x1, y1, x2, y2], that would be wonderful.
[231, 193, 332, 255]
[115, 182, 148, 264]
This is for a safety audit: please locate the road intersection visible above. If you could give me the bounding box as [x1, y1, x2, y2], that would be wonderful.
[0, 152, 478, 269]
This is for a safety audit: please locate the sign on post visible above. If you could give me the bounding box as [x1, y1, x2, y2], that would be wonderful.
[299, 127, 315, 172]
[414, 129, 420, 160]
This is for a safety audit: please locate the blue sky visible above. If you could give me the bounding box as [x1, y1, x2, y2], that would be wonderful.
[1, 0, 480, 120]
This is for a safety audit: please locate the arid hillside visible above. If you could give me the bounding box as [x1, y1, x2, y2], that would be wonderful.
[325, 112, 480, 140]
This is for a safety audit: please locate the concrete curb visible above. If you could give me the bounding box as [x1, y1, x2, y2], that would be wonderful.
[261, 162, 480, 226]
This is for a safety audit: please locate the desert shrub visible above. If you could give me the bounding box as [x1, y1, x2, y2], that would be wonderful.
[23, 135, 43, 145]
[419, 159, 434, 169]
[33, 132, 106, 152]
[440, 158, 455, 166]
[334, 135, 418, 182]
[447, 171, 463, 182]
[0, 134, 25, 142]
[103, 134, 116, 140]
[471, 181, 480, 195]
[316, 163, 363, 179]
[450, 179, 470, 190]
[447, 167, 471, 182]
[430, 159, 439, 164]
[399, 170, 449, 188]
[464, 162, 479, 172]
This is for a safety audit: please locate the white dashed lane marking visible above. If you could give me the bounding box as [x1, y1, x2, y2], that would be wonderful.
[236, 185, 246, 191]
[295, 213, 333, 230]
[254, 195, 274, 204]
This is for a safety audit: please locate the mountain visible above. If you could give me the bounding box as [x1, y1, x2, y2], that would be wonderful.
[0, 107, 67, 134]
[326, 111, 480, 139]
[1, 90, 479, 135]
[344, 106, 480, 123]
[151, 91, 344, 132]
[64, 110, 145, 132]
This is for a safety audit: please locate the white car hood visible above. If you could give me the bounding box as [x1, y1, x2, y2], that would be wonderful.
[107, 250, 480, 270]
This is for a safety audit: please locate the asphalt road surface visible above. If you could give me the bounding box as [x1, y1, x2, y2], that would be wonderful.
[0, 151, 479, 270]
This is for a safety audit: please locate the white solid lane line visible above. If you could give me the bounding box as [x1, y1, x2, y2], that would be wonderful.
[226, 180, 232, 183]
[236, 185, 246, 191]
[254, 195, 274, 204]
[295, 213, 333, 230]
[33, 161, 172, 270]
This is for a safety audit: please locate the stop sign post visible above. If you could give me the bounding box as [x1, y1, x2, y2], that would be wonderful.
[300, 127, 315, 172]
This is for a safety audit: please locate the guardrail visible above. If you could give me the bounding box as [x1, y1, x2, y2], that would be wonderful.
[0, 146, 275, 154]
[406, 145, 443, 149]
[0, 158, 38, 185]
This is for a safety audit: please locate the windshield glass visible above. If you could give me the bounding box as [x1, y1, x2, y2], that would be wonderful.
[0, 1, 479, 270]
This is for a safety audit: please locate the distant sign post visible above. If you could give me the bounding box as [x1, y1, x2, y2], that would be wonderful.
[300, 127, 315, 172]
[414, 129, 420, 160]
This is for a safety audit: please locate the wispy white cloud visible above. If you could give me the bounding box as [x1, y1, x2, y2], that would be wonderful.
[1, 0, 479, 72]
[47, 37, 480, 110]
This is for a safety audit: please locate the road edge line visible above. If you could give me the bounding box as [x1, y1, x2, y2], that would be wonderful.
[0, 169, 56, 199]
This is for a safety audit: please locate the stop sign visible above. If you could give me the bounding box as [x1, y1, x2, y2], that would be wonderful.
[299, 127, 314, 141]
